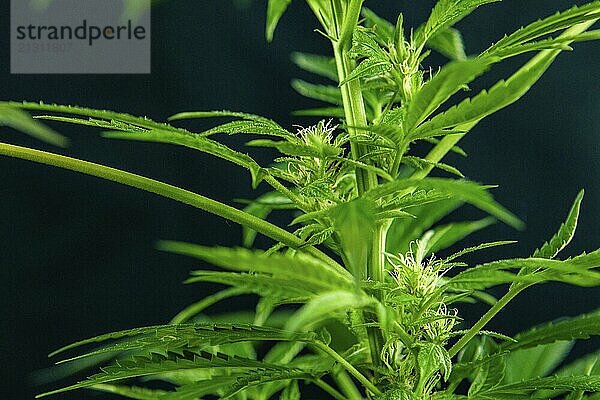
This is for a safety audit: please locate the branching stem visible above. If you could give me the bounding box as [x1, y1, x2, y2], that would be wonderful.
[448, 284, 530, 357]
[313, 341, 382, 396]
[0, 143, 344, 275]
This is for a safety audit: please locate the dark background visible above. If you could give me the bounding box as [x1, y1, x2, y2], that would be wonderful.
[1, 0, 599, 398]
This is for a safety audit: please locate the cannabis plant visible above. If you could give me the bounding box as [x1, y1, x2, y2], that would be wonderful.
[2, 1, 600, 399]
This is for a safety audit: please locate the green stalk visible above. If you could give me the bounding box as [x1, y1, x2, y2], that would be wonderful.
[314, 379, 349, 400]
[313, 341, 382, 396]
[0, 142, 343, 274]
[370, 220, 391, 284]
[331, 0, 377, 196]
[448, 284, 530, 357]
[333, 370, 363, 400]
[329, 0, 386, 375]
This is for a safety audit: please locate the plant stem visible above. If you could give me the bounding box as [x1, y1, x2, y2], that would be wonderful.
[333, 370, 363, 400]
[331, 3, 377, 196]
[410, 132, 468, 181]
[0, 142, 344, 274]
[370, 221, 390, 283]
[314, 379, 349, 400]
[314, 342, 382, 396]
[330, 0, 386, 377]
[448, 284, 530, 357]
[263, 175, 308, 210]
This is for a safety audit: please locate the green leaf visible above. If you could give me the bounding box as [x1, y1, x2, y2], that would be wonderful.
[170, 288, 248, 324]
[475, 375, 600, 398]
[447, 255, 600, 291]
[0, 104, 68, 147]
[266, 0, 292, 42]
[291, 52, 338, 81]
[280, 380, 301, 400]
[503, 341, 573, 383]
[337, 156, 394, 182]
[154, 375, 242, 399]
[291, 80, 343, 105]
[331, 198, 378, 280]
[412, 31, 580, 138]
[168, 109, 278, 124]
[198, 120, 292, 138]
[502, 310, 600, 351]
[451, 350, 508, 389]
[49, 323, 316, 366]
[349, 27, 385, 58]
[247, 138, 323, 157]
[361, 8, 394, 41]
[368, 178, 524, 229]
[484, 2, 600, 55]
[444, 241, 517, 263]
[423, 137, 468, 156]
[339, 58, 392, 86]
[466, 338, 505, 396]
[8, 102, 273, 187]
[7, 101, 185, 133]
[103, 129, 265, 187]
[223, 369, 319, 399]
[415, 0, 500, 46]
[92, 384, 167, 399]
[555, 351, 600, 377]
[38, 352, 287, 398]
[427, 28, 467, 60]
[540, 351, 600, 399]
[158, 242, 355, 290]
[533, 190, 584, 259]
[286, 290, 376, 332]
[404, 58, 492, 132]
[424, 217, 496, 255]
[185, 271, 314, 300]
[401, 156, 465, 178]
[446, 269, 521, 291]
[386, 196, 461, 255]
[418, 342, 453, 382]
[484, 31, 600, 61]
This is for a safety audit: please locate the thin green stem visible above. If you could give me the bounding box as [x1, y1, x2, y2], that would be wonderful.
[313, 342, 382, 396]
[409, 132, 468, 181]
[392, 321, 414, 347]
[0, 142, 343, 274]
[333, 370, 363, 400]
[263, 174, 308, 210]
[448, 284, 530, 357]
[170, 287, 246, 324]
[314, 379, 349, 400]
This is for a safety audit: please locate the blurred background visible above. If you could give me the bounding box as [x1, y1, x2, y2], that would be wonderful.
[1, 0, 599, 398]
